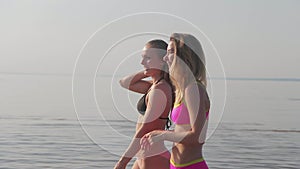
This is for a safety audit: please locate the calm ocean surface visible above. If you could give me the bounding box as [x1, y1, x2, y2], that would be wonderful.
[0, 75, 299, 168]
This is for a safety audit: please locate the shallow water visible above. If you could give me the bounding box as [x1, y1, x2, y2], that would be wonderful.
[1, 116, 299, 168]
[0, 75, 299, 168]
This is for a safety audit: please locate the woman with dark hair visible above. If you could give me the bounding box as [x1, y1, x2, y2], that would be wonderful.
[114, 39, 174, 169]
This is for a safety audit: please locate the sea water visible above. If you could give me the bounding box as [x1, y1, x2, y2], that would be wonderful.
[0, 75, 299, 168]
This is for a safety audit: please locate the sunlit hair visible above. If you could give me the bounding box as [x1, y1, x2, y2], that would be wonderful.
[169, 33, 207, 104]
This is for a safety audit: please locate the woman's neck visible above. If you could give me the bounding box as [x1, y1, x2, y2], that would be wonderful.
[151, 73, 163, 84]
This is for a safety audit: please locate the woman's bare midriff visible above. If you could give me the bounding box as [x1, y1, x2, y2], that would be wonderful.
[170, 124, 204, 164]
[134, 116, 170, 169]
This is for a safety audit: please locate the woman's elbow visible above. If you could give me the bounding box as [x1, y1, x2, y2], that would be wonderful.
[119, 79, 128, 88]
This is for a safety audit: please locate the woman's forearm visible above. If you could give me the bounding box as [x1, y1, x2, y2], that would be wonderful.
[161, 131, 199, 144]
[120, 123, 154, 164]
[155, 130, 199, 145]
[119, 71, 148, 89]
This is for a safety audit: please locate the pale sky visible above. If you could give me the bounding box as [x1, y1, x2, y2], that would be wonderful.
[0, 0, 300, 140]
[1, 2, 299, 167]
[0, 0, 299, 78]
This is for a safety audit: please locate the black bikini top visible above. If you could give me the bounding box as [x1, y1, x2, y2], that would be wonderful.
[137, 93, 147, 115]
[137, 77, 163, 115]
[136, 77, 171, 129]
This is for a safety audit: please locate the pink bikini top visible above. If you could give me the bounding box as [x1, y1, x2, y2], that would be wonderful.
[171, 101, 209, 125]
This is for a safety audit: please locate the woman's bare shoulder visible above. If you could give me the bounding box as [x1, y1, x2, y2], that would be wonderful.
[154, 79, 171, 90]
[185, 82, 208, 99]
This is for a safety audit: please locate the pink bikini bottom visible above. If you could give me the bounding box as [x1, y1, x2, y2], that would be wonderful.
[170, 157, 209, 169]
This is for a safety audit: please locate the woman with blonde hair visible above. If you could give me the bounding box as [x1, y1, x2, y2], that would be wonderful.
[141, 33, 210, 169]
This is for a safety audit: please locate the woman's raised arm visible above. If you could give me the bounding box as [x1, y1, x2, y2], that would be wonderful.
[119, 70, 152, 94]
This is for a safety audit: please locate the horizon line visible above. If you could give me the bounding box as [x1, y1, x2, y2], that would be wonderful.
[1, 72, 300, 82]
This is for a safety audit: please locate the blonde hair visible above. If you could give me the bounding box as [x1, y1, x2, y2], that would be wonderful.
[169, 33, 207, 104]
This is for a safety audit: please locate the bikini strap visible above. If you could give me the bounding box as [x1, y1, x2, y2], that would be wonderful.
[154, 76, 164, 84]
[145, 76, 164, 94]
[159, 117, 172, 130]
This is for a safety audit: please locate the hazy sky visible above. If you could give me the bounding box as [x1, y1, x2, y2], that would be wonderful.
[0, 0, 299, 78]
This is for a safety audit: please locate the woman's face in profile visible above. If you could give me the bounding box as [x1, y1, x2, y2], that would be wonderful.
[163, 41, 175, 68]
[140, 45, 164, 75]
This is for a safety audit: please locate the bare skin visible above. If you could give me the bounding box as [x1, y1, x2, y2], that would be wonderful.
[141, 40, 210, 165]
[141, 82, 210, 164]
[114, 45, 172, 169]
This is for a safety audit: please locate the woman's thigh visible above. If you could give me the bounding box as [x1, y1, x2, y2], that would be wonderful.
[139, 154, 170, 169]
